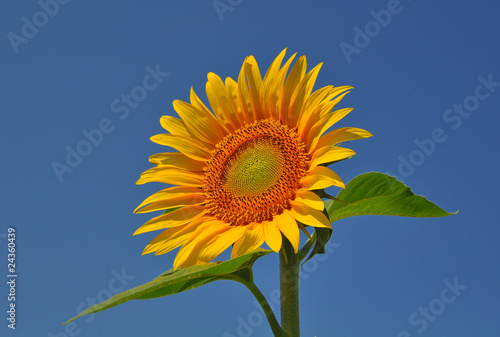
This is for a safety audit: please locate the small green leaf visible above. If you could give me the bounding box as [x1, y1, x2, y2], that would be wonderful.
[326, 172, 456, 222]
[297, 231, 316, 262]
[63, 249, 271, 325]
[303, 226, 331, 264]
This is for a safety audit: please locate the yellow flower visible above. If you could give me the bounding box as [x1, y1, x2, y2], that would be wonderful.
[134, 49, 372, 269]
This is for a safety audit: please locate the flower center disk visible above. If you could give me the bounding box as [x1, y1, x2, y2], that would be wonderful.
[224, 138, 284, 197]
[204, 118, 310, 226]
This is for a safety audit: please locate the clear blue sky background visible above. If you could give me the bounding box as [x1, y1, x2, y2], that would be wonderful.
[1, 1, 499, 336]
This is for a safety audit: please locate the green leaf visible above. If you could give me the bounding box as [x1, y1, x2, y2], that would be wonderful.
[326, 172, 456, 222]
[303, 226, 332, 264]
[63, 249, 271, 325]
[297, 231, 316, 262]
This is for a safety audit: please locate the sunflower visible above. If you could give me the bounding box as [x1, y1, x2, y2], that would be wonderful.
[134, 49, 372, 269]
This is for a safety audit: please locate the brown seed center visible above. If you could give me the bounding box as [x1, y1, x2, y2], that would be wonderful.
[203, 118, 310, 226]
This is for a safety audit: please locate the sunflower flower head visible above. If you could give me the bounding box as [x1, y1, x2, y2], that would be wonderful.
[134, 49, 372, 269]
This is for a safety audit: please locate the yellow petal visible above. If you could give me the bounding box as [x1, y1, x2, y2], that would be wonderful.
[290, 201, 332, 229]
[237, 58, 253, 124]
[199, 226, 246, 262]
[297, 86, 353, 138]
[314, 127, 373, 152]
[309, 86, 353, 114]
[296, 86, 334, 135]
[150, 133, 211, 162]
[230, 224, 265, 259]
[159, 116, 190, 138]
[260, 48, 287, 120]
[274, 210, 300, 253]
[269, 52, 297, 121]
[263, 220, 282, 253]
[288, 63, 322, 127]
[136, 167, 204, 186]
[142, 227, 184, 255]
[301, 166, 345, 190]
[318, 90, 352, 119]
[134, 186, 202, 213]
[224, 77, 245, 126]
[206, 72, 240, 131]
[172, 99, 225, 145]
[148, 152, 204, 170]
[190, 87, 232, 134]
[310, 147, 356, 170]
[295, 189, 325, 211]
[153, 217, 209, 255]
[308, 107, 353, 151]
[134, 193, 205, 214]
[279, 55, 306, 125]
[133, 205, 205, 235]
[244, 56, 263, 120]
[173, 219, 228, 269]
[142, 224, 191, 255]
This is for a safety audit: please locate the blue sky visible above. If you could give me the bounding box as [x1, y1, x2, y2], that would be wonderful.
[1, 0, 499, 336]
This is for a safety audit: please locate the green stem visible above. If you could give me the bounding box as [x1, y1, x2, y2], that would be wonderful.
[316, 189, 347, 204]
[280, 237, 301, 337]
[243, 280, 290, 337]
[230, 270, 290, 337]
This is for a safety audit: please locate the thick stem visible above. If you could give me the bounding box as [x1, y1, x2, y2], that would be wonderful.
[280, 237, 300, 337]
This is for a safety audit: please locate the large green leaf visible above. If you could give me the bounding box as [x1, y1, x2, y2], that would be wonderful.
[326, 172, 456, 222]
[63, 249, 271, 325]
